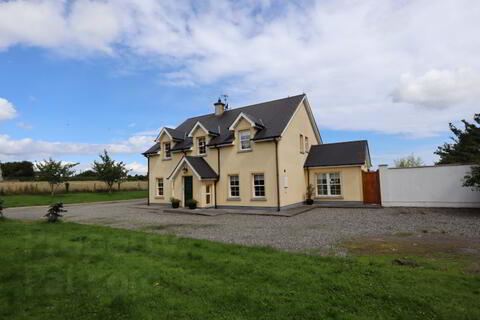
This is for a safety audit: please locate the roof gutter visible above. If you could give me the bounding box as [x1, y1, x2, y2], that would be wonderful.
[304, 163, 365, 169]
[252, 135, 280, 142]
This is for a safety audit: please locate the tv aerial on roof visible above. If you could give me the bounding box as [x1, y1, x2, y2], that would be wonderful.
[220, 94, 229, 109]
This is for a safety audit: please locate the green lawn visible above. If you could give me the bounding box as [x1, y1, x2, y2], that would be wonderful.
[1, 219, 479, 319]
[0, 190, 147, 208]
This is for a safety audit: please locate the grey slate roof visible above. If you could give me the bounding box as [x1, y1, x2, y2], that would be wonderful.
[241, 112, 265, 128]
[304, 140, 370, 168]
[185, 156, 218, 179]
[143, 142, 161, 156]
[165, 128, 186, 141]
[162, 94, 307, 152]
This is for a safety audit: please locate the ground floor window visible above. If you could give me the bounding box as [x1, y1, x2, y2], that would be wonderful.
[316, 172, 341, 196]
[229, 175, 240, 197]
[156, 178, 164, 196]
[253, 174, 265, 197]
[205, 184, 212, 205]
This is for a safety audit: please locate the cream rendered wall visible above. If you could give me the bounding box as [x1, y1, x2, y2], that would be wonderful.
[308, 166, 364, 202]
[215, 118, 278, 208]
[149, 134, 183, 205]
[277, 101, 320, 207]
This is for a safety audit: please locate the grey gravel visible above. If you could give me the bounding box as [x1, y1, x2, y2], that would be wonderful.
[5, 200, 480, 252]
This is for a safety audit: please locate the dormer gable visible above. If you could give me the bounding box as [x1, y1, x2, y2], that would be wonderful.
[228, 112, 265, 131]
[187, 121, 219, 137]
[155, 127, 185, 143]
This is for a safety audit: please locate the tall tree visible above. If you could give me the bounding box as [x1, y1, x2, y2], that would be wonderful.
[92, 150, 129, 193]
[435, 113, 480, 190]
[36, 159, 78, 196]
[394, 154, 424, 168]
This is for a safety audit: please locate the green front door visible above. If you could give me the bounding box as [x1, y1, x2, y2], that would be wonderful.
[184, 176, 193, 205]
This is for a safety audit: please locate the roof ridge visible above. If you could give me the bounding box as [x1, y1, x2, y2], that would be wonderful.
[313, 140, 367, 147]
[177, 94, 305, 125]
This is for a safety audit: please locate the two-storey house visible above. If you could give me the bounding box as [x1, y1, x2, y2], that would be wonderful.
[143, 94, 371, 210]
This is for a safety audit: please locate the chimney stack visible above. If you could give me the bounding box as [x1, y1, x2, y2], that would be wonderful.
[214, 98, 225, 116]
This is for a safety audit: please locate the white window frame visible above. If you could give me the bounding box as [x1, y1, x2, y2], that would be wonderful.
[197, 136, 207, 156]
[252, 173, 265, 198]
[300, 134, 304, 153]
[205, 184, 211, 205]
[164, 142, 171, 159]
[228, 175, 240, 198]
[305, 136, 309, 153]
[156, 178, 164, 196]
[316, 172, 342, 197]
[239, 130, 251, 151]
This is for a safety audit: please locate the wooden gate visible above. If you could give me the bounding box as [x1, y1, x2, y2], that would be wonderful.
[362, 171, 381, 205]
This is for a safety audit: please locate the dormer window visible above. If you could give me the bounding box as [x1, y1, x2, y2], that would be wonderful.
[164, 142, 171, 159]
[239, 130, 251, 151]
[198, 137, 206, 155]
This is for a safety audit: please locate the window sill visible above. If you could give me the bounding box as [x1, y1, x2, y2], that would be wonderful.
[162, 158, 172, 161]
[197, 154, 207, 157]
[227, 197, 241, 201]
[314, 195, 343, 200]
[238, 149, 252, 153]
[155, 196, 165, 199]
[251, 197, 267, 201]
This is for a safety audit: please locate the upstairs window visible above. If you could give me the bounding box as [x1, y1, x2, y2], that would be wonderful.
[198, 137, 206, 155]
[253, 174, 265, 198]
[164, 142, 171, 159]
[316, 172, 342, 196]
[300, 134, 304, 153]
[305, 136, 309, 153]
[239, 130, 251, 151]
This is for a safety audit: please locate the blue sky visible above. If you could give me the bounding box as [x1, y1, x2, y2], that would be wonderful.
[1, 0, 479, 173]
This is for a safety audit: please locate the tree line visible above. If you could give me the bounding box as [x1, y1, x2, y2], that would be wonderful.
[1, 153, 147, 183]
[1, 150, 146, 196]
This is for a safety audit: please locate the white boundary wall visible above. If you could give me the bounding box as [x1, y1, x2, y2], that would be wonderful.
[379, 164, 480, 208]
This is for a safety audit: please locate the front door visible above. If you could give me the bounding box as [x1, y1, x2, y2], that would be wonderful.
[184, 176, 193, 206]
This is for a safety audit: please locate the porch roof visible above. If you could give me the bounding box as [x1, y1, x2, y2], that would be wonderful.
[168, 156, 218, 180]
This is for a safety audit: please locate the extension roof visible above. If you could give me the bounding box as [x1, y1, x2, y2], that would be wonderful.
[304, 140, 371, 168]
[143, 94, 322, 155]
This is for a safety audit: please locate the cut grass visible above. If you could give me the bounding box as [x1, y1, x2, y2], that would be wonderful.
[0, 190, 147, 208]
[1, 219, 479, 319]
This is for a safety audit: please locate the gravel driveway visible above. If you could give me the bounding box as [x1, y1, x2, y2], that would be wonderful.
[5, 200, 480, 252]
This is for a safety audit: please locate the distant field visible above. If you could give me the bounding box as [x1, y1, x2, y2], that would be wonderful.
[0, 190, 147, 207]
[0, 219, 479, 319]
[0, 180, 147, 195]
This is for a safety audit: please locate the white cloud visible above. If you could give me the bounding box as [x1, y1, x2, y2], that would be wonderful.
[16, 122, 33, 129]
[126, 161, 148, 174]
[0, 0, 479, 136]
[392, 69, 480, 109]
[0, 98, 17, 121]
[0, 134, 155, 160]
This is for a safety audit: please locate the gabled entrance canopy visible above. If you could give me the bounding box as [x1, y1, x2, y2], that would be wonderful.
[168, 156, 218, 181]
